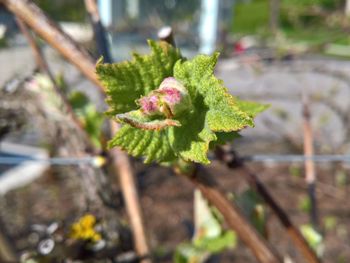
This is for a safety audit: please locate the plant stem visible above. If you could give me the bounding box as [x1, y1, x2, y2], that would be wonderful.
[215, 148, 321, 263]
[1, 0, 103, 88]
[15, 16, 93, 150]
[302, 91, 318, 227]
[110, 122, 151, 263]
[181, 165, 282, 263]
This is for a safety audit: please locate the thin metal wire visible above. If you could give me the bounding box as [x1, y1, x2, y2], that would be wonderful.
[1, 154, 350, 166]
[0, 156, 103, 166]
[242, 154, 350, 163]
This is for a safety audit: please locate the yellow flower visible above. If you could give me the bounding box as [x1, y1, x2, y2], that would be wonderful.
[69, 214, 102, 242]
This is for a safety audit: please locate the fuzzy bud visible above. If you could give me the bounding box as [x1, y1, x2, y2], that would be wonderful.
[138, 94, 162, 116]
[158, 77, 191, 117]
[137, 77, 191, 118]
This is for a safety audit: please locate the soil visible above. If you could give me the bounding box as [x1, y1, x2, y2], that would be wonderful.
[1, 148, 350, 262]
[136, 160, 350, 263]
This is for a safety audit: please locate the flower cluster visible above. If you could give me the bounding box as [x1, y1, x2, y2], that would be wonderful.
[69, 214, 101, 243]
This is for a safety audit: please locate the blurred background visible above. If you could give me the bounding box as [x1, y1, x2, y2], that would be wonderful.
[1, 0, 350, 262]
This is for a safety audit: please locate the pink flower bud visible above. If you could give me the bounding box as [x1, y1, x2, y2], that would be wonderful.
[138, 95, 161, 115]
[137, 77, 191, 118]
[158, 77, 191, 117]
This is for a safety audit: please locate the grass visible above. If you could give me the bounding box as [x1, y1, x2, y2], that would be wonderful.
[232, 0, 269, 34]
[232, 0, 350, 53]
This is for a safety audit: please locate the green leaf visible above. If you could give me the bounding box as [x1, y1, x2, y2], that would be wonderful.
[174, 243, 208, 263]
[99, 41, 266, 164]
[108, 125, 176, 163]
[174, 54, 255, 132]
[300, 224, 324, 256]
[68, 91, 104, 149]
[174, 191, 237, 263]
[235, 98, 269, 118]
[195, 231, 236, 253]
[193, 190, 237, 253]
[97, 40, 182, 115]
[69, 91, 89, 109]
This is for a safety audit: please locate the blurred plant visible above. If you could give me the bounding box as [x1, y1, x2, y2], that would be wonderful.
[289, 164, 302, 178]
[298, 196, 312, 213]
[236, 189, 267, 237]
[33, 0, 85, 22]
[300, 224, 324, 257]
[174, 190, 237, 263]
[69, 214, 102, 243]
[323, 215, 337, 231]
[68, 91, 104, 149]
[26, 73, 104, 149]
[19, 214, 132, 262]
[335, 170, 347, 187]
[0, 24, 7, 48]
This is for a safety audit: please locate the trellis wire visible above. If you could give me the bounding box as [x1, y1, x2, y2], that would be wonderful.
[1, 154, 350, 166]
[0, 156, 105, 166]
[242, 154, 350, 163]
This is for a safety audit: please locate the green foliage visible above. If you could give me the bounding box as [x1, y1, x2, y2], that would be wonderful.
[298, 196, 312, 213]
[282, 0, 343, 10]
[335, 170, 347, 187]
[289, 164, 302, 178]
[33, 0, 85, 22]
[324, 216, 337, 231]
[236, 189, 267, 237]
[142, 0, 201, 25]
[300, 224, 324, 256]
[97, 41, 181, 116]
[69, 91, 104, 149]
[233, 0, 269, 34]
[0, 37, 7, 49]
[97, 40, 266, 164]
[174, 190, 237, 263]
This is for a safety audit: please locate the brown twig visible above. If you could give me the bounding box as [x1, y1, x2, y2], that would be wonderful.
[15, 16, 94, 151]
[3, 0, 151, 260]
[180, 165, 282, 263]
[215, 148, 321, 263]
[84, 0, 150, 260]
[302, 92, 318, 227]
[2, 0, 103, 89]
[110, 122, 151, 263]
[15, 14, 105, 210]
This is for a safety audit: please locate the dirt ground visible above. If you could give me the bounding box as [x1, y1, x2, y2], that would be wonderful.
[137, 160, 350, 263]
[2, 156, 349, 263]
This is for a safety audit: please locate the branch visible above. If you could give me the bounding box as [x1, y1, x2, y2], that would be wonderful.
[179, 165, 282, 263]
[15, 17, 94, 151]
[302, 92, 318, 227]
[215, 148, 321, 263]
[1, 0, 103, 89]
